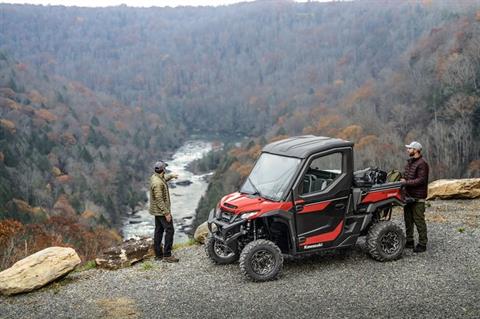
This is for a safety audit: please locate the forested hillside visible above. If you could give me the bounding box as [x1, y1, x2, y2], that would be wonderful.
[2, 1, 478, 137]
[190, 1, 480, 227]
[0, 1, 479, 254]
[0, 52, 187, 267]
[0, 52, 186, 223]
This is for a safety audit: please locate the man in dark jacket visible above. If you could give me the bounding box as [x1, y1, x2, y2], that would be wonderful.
[401, 141, 429, 253]
[149, 160, 180, 262]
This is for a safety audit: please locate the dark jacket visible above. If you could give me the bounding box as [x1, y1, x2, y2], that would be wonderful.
[403, 156, 429, 199]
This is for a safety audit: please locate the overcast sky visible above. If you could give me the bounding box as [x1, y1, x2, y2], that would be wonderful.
[0, 0, 327, 7]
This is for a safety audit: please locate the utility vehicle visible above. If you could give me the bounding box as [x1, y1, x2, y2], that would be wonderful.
[205, 135, 406, 281]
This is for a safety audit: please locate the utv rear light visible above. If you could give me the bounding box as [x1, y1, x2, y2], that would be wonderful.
[240, 212, 259, 220]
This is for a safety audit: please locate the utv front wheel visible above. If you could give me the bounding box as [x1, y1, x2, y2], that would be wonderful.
[239, 239, 283, 282]
[366, 221, 405, 261]
[205, 234, 239, 264]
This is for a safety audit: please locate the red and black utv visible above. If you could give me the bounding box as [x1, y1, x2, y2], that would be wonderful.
[205, 135, 406, 281]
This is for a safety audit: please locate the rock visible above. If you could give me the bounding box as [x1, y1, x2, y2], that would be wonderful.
[95, 237, 154, 270]
[0, 247, 81, 296]
[202, 174, 213, 182]
[175, 179, 193, 186]
[428, 178, 480, 200]
[194, 221, 216, 244]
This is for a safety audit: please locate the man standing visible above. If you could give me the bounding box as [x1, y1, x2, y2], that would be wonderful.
[401, 141, 429, 253]
[149, 160, 180, 262]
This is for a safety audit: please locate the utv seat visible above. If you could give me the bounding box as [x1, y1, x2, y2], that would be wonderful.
[303, 174, 329, 194]
[311, 178, 328, 192]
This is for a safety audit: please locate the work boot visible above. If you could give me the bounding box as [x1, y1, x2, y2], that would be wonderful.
[413, 244, 427, 253]
[163, 255, 180, 263]
[405, 241, 414, 249]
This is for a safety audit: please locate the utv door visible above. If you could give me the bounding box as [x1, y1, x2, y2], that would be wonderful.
[293, 147, 353, 251]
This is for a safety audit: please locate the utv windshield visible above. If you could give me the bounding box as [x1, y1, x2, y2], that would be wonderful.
[240, 152, 301, 201]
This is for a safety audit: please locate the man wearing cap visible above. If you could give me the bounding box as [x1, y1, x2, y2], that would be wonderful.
[400, 142, 430, 253]
[149, 160, 180, 262]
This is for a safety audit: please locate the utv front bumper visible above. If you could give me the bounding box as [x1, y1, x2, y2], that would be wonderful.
[207, 209, 247, 244]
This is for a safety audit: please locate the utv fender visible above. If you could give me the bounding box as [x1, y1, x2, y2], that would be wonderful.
[261, 210, 296, 254]
[365, 198, 404, 213]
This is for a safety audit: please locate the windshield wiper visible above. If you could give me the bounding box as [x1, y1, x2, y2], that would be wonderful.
[247, 177, 262, 197]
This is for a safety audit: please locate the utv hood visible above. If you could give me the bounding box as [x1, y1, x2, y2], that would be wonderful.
[219, 192, 292, 216]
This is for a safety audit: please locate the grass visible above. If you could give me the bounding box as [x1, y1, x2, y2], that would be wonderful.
[74, 260, 97, 272]
[141, 261, 154, 271]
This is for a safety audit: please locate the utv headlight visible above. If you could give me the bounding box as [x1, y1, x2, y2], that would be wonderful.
[240, 211, 259, 220]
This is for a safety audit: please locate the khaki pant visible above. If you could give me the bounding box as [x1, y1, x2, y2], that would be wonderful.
[404, 201, 428, 246]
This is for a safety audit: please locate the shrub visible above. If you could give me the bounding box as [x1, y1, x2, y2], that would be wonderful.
[0, 215, 121, 271]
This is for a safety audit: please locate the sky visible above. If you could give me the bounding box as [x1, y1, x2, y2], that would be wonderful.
[0, 0, 327, 7]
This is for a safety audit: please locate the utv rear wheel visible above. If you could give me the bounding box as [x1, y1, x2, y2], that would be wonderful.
[205, 234, 239, 265]
[366, 221, 405, 261]
[239, 239, 283, 282]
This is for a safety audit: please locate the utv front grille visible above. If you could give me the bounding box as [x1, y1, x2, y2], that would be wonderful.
[219, 210, 236, 223]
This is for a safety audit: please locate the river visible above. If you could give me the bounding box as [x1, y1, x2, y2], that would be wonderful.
[121, 140, 213, 242]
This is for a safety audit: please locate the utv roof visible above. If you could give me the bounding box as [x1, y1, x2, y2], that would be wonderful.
[262, 135, 353, 159]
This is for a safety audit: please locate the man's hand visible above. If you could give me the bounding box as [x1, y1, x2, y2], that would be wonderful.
[171, 173, 179, 179]
[400, 178, 406, 184]
[165, 213, 172, 223]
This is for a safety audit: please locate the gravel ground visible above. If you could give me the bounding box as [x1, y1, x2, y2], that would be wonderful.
[1, 199, 479, 319]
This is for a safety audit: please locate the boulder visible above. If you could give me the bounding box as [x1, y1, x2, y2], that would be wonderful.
[0, 247, 81, 296]
[175, 179, 193, 186]
[95, 237, 154, 270]
[428, 178, 480, 200]
[194, 221, 216, 244]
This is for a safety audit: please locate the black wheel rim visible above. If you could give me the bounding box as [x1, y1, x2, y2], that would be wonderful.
[251, 250, 275, 276]
[381, 231, 400, 255]
[213, 240, 234, 258]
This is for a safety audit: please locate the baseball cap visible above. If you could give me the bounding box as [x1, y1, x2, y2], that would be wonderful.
[405, 141, 422, 151]
[154, 160, 168, 171]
